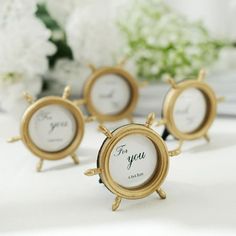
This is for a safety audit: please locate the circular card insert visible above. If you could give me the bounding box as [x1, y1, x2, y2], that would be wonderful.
[29, 104, 77, 152]
[90, 74, 131, 115]
[109, 134, 158, 188]
[173, 88, 207, 133]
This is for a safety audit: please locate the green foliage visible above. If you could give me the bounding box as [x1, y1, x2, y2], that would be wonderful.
[119, 0, 228, 81]
[35, 3, 73, 68]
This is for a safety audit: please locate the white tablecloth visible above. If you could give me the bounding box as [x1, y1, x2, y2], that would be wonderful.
[0, 115, 236, 236]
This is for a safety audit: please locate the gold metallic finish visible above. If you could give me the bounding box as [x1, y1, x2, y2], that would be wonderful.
[98, 124, 113, 138]
[23, 92, 34, 104]
[62, 86, 71, 99]
[8, 86, 88, 172]
[156, 188, 166, 199]
[168, 140, 183, 157]
[112, 196, 122, 211]
[145, 112, 156, 128]
[84, 116, 96, 123]
[117, 58, 127, 68]
[88, 64, 97, 72]
[71, 153, 79, 165]
[168, 147, 181, 157]
[217, 96, 225, 103]
[85, 113, 181, 211]
[78, 66, 139, 123]
[204, 134, 210, 142]
[37, 159, 44, 172]
[156, 119, 167, 127]
[166, 77, 178, 89]
[20, 96, 84, 161]
[73, 99, 86, 106]
[197, 69, 206, 81]
[7, 136, 21, 143]
[84, 168, 103, 176]
[162, 72, 218, 141]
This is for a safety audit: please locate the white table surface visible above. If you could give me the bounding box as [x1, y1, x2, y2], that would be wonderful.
[0, 114, 236, 236]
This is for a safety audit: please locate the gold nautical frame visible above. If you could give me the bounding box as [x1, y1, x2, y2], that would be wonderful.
[74, 61, 143, 124]
[157, 69, 224, 144]
[8, 86, 95, 172]
[85, 113, 182, 211]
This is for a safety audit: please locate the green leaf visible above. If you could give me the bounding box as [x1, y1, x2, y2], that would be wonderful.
[35, 3, 73, 68]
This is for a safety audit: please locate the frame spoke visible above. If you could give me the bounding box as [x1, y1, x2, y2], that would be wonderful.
[112, 196, 122, 211]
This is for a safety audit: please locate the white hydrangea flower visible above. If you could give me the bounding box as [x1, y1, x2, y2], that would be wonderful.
[46, 59, 91, 96]
[0, 0, 36, 21]
[119, 0, 224, 81]
[39, 0, 95, 27]
[0, 75, 43, 120]
[0, 0, 56, 117]
[66, 0, 136, 74]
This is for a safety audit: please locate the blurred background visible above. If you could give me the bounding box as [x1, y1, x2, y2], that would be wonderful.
[0, 0, 236, 118]
[1, 1, 236, 235]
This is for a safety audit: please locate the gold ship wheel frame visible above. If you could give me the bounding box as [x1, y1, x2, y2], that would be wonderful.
[157, 69, 224, 146]
[8, 86, 95, 172]
[74, 62, 145, 124]
[85, 113, 182, 211]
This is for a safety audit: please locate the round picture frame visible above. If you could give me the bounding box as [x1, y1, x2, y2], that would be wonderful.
[75, 64, 139, 123]
[157, 70, 224, 144]
[85, 113, 182, 211]
[8, 86, 93, 172]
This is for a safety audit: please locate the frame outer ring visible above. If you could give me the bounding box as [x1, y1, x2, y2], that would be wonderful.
[83, 67, 139, 122]
[163, 80, 217, 140]
[98, 124, 169, 200]
[20, 96, 85, 160]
